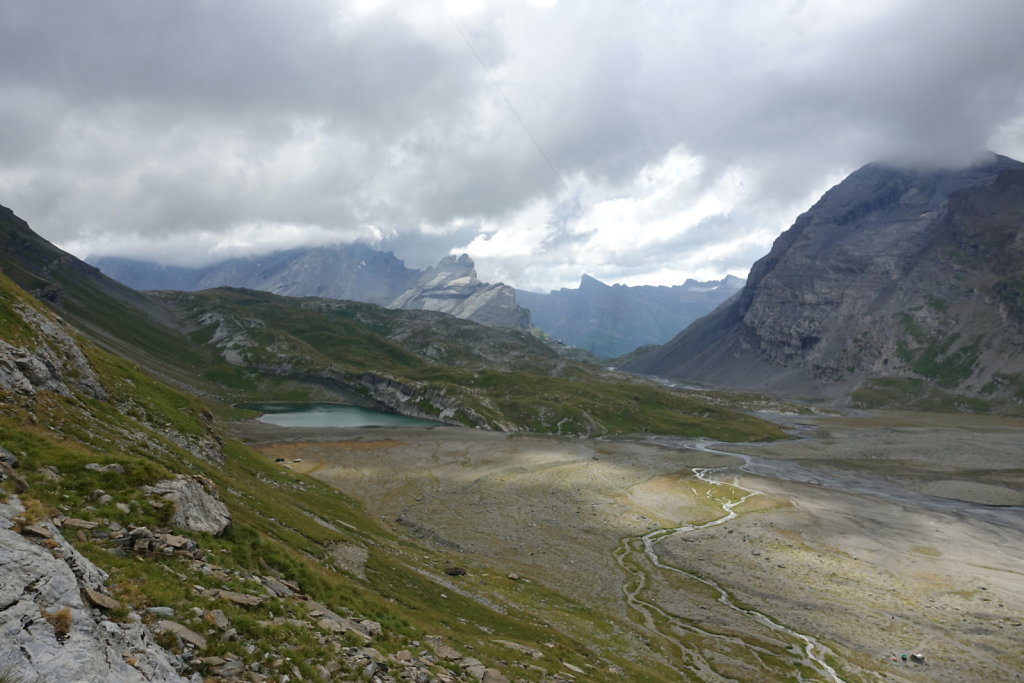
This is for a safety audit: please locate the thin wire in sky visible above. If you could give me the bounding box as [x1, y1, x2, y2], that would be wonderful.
[435, 0, 586, 219]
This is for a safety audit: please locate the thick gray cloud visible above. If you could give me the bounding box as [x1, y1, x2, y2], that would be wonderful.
[1, 0, 1023, 289]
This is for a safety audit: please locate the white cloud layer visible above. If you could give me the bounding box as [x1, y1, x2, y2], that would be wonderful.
[2, 0, 1023, 290]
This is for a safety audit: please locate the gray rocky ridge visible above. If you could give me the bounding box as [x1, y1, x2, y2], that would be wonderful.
[389, 254, 530, 329]
[517, 273, 744, 357]
[93, 248, 536, 331]
[627, 153, 1024, 401]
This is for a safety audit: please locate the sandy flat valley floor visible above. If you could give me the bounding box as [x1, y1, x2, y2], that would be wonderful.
[236, 411, 1024, 682]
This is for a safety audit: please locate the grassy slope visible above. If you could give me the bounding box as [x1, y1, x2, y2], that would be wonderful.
[0, 205, 786, 440]
[163, 288, 787, 442]
[0, 206, 797, 678]
[0, 271, 684, 681]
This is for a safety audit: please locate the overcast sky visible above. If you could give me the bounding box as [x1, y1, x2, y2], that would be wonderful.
[2, 1, 1024, 292]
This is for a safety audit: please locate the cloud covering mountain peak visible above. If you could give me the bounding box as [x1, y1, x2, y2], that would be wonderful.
[2, 1, 1023, 291]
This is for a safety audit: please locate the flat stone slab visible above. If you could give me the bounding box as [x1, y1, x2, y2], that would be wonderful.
[62, 518, 99, 529]
[491, 639, 543, 659]
[21, 523, 54, 539]
[82, 585, 122, 611]
[155, 620, 207, 650]
[425, 635, 463, 661]
[207, 588, 263, 607]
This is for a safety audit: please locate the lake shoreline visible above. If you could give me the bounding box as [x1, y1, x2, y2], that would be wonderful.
[235, 402, 444, 429]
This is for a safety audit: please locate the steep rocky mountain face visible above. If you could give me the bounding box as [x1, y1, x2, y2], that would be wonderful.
[627, 154, 1024, 408]
[518, 274, 744, 358]
[92, 244, 420, 306]
[389, 254, 530, 329]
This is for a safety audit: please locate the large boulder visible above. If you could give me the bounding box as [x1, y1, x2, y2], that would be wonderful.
[142, 476, 231, 536]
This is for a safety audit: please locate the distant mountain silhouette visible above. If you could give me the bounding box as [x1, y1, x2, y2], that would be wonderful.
[517, 274, 743, 358]
[91, 244, 419, 306]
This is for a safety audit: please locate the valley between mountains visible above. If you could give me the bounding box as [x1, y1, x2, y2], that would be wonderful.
[2, 153, 1024, 683]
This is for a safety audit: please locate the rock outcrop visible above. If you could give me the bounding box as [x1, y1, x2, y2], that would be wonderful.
[389, 254, 530, 330]
[0, 303, 107, 400]
[518, 274, 744, 357]
[142, 476, 231, 536]
[627, 153, 1024, 401]
[0, 496, 189, 682]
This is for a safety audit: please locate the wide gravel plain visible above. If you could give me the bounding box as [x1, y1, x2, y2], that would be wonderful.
[236, 411, 1024, 682]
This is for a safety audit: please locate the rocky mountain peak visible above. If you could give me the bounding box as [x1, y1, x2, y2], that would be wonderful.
[389, 254, 530, 329]
[626, 153, 1024, 404]
[91, 243, 421, 306]
[436, 252, 476, 272]
[578, 274, 610, 291]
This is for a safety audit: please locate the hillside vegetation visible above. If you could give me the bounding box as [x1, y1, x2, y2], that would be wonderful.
[0, 204, 794, 680]
[1, 269, 695, 680]
[155, 288, 785, 441]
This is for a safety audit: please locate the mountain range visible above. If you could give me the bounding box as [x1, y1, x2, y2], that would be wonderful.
[92, 248, 744, 354]
[92, 249, 531, 330]
[1, 202, 773, 439]
[91, 245, 420, 306]
[519, 274, 743, 358]
[4, 151, 1024, 680]
[626, 153, 1024, 412]
[7, 203, 777, 680]
[20, 152, 1024, 414]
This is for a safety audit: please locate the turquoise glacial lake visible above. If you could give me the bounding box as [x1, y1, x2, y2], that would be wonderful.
[242, 402, 441, 428]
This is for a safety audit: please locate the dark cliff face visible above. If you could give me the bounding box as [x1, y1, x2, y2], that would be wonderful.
[626, 154, 1024, 402]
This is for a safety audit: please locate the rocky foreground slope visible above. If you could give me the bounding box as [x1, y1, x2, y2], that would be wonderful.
[627, 153, 1024, 410]
[0, 257, 622, 682]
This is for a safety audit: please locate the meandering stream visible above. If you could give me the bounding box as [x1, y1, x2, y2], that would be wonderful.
[614, 438, 846, 682]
